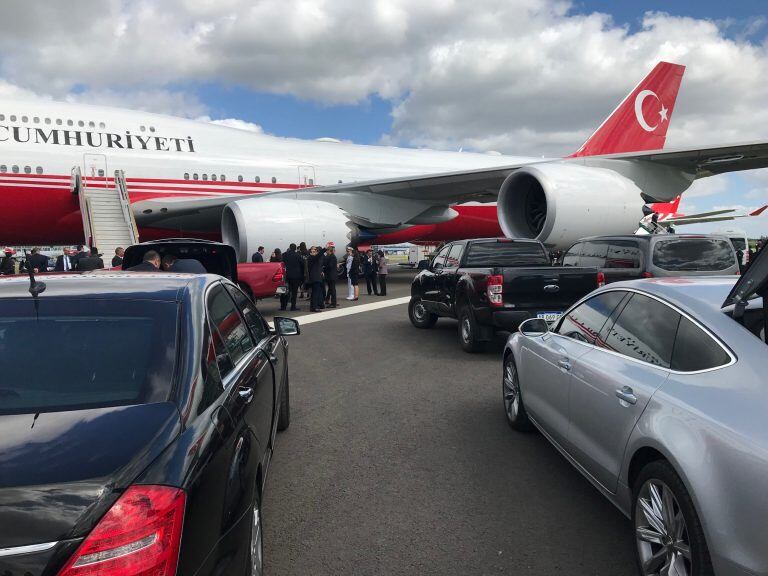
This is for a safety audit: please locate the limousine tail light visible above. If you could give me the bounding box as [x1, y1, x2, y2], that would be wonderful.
[597, 272, 606, 288]
[487, 275, 504, 307]
[58, 485, 186, 576]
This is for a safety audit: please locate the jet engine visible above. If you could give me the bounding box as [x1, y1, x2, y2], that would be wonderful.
[497, 163, 648, 248]
[222, 197, 359, 262]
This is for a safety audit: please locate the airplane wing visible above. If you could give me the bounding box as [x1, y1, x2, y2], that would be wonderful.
[657, 205, 768, 227]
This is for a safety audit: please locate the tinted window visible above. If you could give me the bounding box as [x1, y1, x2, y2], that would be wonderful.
[445, 244, 464, 268]
[671, 317, 730, 371]
[653, 238, 735, 272]
[730, 238, 747, 252]
[431, 245, 450, 270]
[557, 291, 627, 344]
[605, 241, 642, 269]
[197, 324, 224, 415]
[0, 299, 178, 414]
[562, 243, 582, 266]
[579, 241, 609, 268]
[603, 294, 679, 368]
[208, 285, 254, 372]
[464, 242, 550, 267]
[225, 284, 268, 341]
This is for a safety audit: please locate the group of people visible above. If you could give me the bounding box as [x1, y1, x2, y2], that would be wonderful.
[0, 245, 125, 275]
[252, 243, 389, 313]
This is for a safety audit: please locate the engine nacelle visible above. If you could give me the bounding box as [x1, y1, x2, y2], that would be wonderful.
[497, 163, 647, 249]
[222, 197, 359, 262]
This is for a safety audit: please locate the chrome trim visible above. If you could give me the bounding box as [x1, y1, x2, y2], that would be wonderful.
[0, 541, 58, 558]
[553, 287, 737, 376]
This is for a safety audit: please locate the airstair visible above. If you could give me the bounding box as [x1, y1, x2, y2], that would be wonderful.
[73, 167, 139, 264]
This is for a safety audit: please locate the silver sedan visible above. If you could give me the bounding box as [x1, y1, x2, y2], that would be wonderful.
[503, 274, 767, 576]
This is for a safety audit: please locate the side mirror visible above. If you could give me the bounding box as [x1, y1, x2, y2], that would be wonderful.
[417, 259, 429, 270]
[274, 316, 300, 336]
[519, 318, 550, 337]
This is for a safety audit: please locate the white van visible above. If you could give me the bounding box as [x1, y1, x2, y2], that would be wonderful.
[716, 228, 750, 265]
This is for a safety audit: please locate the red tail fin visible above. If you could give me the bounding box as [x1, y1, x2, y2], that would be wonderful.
[650, 195, 682, 216]
[570, 62, 685, 157]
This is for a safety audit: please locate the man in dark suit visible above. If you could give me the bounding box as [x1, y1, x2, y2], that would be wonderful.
[27, 247, 49, 273]
[54, 249, 74, 272]
[281, 243, 304, 311]
[76, 247, 105, 271]
[71, 244, 88, 269]
[251, 246, 265, 262]
[323, 243, 338, 308]
[112, 247, 124, 268]
[127, 250, 161, 271]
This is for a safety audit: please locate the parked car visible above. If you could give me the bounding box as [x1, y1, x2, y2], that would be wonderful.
[120, 238, 287, 300]
[502, 247, 768, 576]
[561, 234, 740, 283]
[0, 271, 299, 576]
[408, 238, 600, 352]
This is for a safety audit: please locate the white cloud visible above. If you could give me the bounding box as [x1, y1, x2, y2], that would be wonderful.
[198, 117, 264, 133]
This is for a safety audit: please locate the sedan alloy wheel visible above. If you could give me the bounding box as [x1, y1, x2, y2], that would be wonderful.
[635, 479, 691, 576]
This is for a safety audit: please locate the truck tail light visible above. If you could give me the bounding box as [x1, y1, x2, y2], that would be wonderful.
[273, 264, 285, 283]
[597, 272, 606, 288]
[57, 485, 186, 576]
[487, 275, 504, 307]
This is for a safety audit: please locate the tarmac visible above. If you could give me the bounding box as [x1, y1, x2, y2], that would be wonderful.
[259, 267, 637, 575]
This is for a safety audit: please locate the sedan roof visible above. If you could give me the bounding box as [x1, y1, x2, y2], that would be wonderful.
[0, 272, 216, 301]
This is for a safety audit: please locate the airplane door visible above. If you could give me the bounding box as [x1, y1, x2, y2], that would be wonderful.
[297, 165, 316, 188]
[83, 154, 109, 189]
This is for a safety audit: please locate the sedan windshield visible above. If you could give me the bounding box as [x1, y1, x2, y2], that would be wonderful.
[0, 299, 179, 414]
[653, 238, 735, 272]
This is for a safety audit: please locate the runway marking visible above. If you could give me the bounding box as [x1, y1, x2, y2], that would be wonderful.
[291, 296, 411, 325]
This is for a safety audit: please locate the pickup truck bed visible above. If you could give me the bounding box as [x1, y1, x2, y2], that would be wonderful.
[409, 238, 599, 352]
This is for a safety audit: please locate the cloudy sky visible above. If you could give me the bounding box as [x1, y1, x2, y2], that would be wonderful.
[2, 0, 767, 236]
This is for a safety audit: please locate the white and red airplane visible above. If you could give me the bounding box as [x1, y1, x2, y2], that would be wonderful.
[0, 61, 766, 259]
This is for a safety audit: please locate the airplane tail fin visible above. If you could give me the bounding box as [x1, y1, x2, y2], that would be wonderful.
[651, 195, 682, 216]
[570, 61, 686, 157]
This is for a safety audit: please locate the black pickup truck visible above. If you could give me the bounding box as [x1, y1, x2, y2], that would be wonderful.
[409, 238, 601, 352]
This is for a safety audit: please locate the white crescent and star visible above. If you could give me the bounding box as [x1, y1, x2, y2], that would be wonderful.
[634, 89, 668, 132]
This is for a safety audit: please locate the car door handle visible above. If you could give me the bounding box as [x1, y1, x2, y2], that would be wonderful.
[268, 354, 278, 363]
[615, 387, 637, 405]
[557, 360, 571, 371]
[238, 386, 255, 404]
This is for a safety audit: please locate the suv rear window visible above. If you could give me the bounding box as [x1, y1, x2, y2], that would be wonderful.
[652, 238, 735, 272]
[464, 242, 550, 267]
[0, 299, 178, 414]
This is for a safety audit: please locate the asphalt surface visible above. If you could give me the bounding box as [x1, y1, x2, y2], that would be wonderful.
[261, 268, 636, 575]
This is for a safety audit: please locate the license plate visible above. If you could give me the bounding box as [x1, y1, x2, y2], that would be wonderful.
[276, 286, 288, 294]
[537, 312, 561, 323]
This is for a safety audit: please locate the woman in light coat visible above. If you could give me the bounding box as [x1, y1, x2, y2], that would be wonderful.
[376, 250, 388, 296]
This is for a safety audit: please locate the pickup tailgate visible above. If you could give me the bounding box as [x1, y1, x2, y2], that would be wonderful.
[501, 266, 598, 311]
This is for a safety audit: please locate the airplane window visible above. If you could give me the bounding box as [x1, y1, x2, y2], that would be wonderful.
[255, 176, 260, 183]
[78, 120, 84, 127]
[67, 120, 73, 126]
[36, 166, 43, 174]
[22, 116, 28, 123]
[184, 173, 190, 180]
[0, 165, 6, 173]
[89, 121, 95, 128]
[140, 126, 146, 132]
[149, 126, 156, 133]
[271, 177, 277, 183]
[309, 178, 314, 185]
[99, 122, 105, 129]
[97, 169, 104, 177]
[24, 166, 31, 174]
[203, 174, 209, 181]
[45, 118, 51, 125]
[338, 180, 343, 184]
[211, 174, 217, 181]
[193, 173, 198, 180]
[237, 175, 243, 182]
[0, 115, 4, 121]
[12, 165, 19, 173]
[10, 115, 17, 122]
[56, 119, 62, 126]
[220, 174, 225, 181]
[33, 117, 40, 124]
